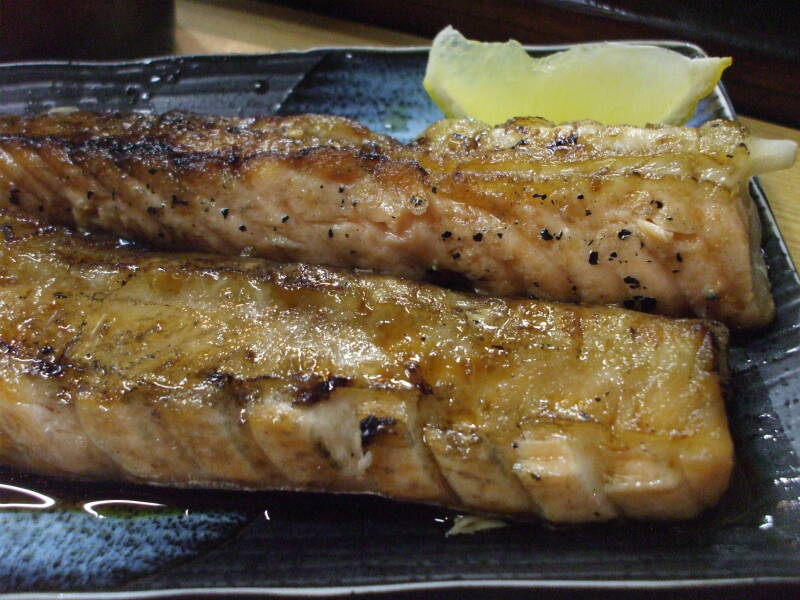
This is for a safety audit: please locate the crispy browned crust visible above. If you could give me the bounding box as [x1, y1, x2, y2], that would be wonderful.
[0, 110, 773, 328]
[0, 207, 732, 522]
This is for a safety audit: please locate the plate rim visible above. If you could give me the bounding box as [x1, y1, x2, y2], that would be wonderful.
[0, 38, 711, 69]
[2, 575, 800, 599]
[0, 41, 798, 595]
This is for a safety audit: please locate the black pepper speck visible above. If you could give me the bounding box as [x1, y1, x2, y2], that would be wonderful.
[589, 251, 599, 265]
[623, 275, 641, 289]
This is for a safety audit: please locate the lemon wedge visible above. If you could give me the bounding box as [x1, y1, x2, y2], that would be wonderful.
[423, 26, 731, 126]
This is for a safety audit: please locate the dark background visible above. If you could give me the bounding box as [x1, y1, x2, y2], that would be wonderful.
[271, 0, 800, 127]
[0, 0, 797, 125]
[0, 2, 175, 63]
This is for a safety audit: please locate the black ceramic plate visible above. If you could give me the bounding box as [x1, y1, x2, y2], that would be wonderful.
[0, 43, 799, 598]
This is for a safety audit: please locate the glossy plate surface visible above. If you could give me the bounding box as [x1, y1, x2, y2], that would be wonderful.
[0, 44, 798, 597]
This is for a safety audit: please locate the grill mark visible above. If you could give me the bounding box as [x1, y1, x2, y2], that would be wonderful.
[0, 113, 747, 164]
[0, 112, 372, 152]
[3, 332, 446, 412]
[291, 373, 352, 406]
[4, 128, 741, 222]
[0, 134, 402, 178]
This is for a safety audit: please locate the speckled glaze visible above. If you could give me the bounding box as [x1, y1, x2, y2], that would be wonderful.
[0, 44, 798, 596]
[0, 209, 734, 521]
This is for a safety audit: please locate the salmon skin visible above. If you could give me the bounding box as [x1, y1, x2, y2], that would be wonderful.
[0, 110, 789, 329]
[0, 208, 732, 522]
[0, 112, 774, 328]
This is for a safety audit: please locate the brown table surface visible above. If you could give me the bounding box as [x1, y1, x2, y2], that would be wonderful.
[175, 0, 800, 269]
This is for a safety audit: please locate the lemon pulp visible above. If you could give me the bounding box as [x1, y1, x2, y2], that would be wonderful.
[423, 26, 731, 126]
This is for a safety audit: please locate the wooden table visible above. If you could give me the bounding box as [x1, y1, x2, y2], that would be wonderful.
[175, 0, 800, 268]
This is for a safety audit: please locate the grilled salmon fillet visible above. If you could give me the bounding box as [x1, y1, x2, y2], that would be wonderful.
[0, 208, 732, 522]
[0, 110, 792, 328]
